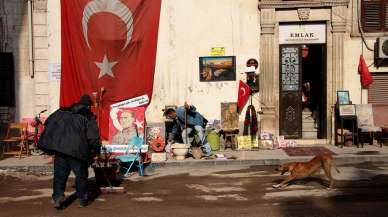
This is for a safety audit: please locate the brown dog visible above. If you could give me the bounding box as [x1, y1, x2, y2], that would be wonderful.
[273, 154, 340, 189]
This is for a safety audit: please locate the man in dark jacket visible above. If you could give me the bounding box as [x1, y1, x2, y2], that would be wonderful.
[38, 94, 100, 209]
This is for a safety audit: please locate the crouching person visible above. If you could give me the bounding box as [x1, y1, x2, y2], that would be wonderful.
[38, 94, 101, 209]
[163, 102, 212, 157]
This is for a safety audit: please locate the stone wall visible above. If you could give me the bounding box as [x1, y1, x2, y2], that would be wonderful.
[0, 0, 49, 125]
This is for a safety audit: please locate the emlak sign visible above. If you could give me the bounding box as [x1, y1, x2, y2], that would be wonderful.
[279, 24, 326, 44]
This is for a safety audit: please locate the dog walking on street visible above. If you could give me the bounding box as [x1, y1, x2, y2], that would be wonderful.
[273, 154, 340, 189]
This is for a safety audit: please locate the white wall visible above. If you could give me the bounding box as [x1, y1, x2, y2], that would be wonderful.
[146, 0, 261, 122]
[344, 38, 365, 105]
[47, 0, 61, 113]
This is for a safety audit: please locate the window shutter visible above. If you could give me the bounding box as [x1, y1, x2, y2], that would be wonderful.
[362, 0, 382, 32]
[368, 73, 388, 104]
[385, 0, 388, 30]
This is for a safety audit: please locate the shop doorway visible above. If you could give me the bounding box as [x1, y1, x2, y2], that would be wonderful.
[279, 44, 326, 139]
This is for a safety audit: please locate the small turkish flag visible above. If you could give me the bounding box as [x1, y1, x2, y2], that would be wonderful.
[237, 80, 251, 113]
[358, 55, 373, 88]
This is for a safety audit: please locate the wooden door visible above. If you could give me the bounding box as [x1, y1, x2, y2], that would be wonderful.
[279, 46, 302, 139]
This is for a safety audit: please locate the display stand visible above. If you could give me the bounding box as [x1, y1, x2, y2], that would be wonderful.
[334, 103, 358, 148]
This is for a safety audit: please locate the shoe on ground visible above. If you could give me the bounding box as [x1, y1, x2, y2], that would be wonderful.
[79, 201, 88, 208]
[52, 196, 65, 210]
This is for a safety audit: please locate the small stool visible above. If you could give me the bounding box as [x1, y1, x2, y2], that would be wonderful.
[220, 129, 239, 150]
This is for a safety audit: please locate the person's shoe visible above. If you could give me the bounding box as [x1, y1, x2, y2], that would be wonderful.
[78, 200, 88, 208]
[52, 196, 65, 210]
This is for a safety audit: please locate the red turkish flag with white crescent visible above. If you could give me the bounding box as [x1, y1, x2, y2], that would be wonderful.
[237, 80, 251, 113]
[60, 0, 161, 139]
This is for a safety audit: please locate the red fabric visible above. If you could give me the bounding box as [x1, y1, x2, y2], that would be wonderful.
[358, 55, 373, 88]
[237, 80, 251, 113]
[60, 0, 161, 139]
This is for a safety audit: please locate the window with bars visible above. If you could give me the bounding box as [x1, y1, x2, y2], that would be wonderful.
[361, 0, 388, 32]
[368, 72, 388, 104]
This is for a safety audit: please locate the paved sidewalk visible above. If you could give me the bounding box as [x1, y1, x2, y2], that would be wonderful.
[1, 144, 388, 173]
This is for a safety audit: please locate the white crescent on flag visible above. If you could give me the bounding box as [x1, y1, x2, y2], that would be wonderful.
[82, 0, 134, 50]
[240, 87, 246, 96]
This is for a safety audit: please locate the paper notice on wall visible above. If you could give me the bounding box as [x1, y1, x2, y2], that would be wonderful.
[48, 63, 61, 81]
[210, 47, 225, 56]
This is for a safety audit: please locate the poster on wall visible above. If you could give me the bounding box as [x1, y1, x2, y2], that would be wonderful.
[199, 56, 236, 82]
[221, 102, 239, 130]
[108, 107, 145, 153]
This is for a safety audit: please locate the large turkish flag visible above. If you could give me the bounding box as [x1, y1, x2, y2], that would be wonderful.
[60, 0, 161, 139]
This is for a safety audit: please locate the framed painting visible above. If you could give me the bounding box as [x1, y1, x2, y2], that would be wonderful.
[199, 56, 236, 82]
[146, 122, 166, 147]
[337, 90, 350, 105]
[221, 102, 239, 130]
[339, 104, 356, 117]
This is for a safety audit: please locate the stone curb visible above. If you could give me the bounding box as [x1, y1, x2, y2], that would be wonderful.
[150, 154, 388, 169]
[1, 154, 388, 174]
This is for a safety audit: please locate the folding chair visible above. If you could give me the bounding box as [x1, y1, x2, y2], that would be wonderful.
[0, 122, 29, 159]
[116, 136, 147, 177]
[355, 104, 382, 148]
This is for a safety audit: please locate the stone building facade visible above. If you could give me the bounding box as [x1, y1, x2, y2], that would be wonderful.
[1, 0, 386, 144]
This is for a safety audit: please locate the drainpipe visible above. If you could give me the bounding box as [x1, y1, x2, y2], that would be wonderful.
[28, 0, 34, 78]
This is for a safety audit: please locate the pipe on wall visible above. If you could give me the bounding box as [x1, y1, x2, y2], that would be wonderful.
[28, 0, 34, 78]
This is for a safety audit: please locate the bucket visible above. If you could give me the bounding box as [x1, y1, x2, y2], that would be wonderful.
[93, 166, 118, 187]
[207, 131, 220, 151]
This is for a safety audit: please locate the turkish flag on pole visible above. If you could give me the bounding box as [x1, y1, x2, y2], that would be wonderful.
[237, 80, 251, 113]
[60, 0, 161, 139]
[358, 55, 373, 88]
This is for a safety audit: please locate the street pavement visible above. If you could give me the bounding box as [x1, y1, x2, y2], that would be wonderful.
[1, 162, 388, 217]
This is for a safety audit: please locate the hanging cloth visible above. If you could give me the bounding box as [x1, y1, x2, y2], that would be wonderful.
[243, 105, 258, 136]
[358, 55, 373, 88]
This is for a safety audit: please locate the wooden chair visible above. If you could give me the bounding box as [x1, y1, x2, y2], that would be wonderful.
[0, 122, 29, 159]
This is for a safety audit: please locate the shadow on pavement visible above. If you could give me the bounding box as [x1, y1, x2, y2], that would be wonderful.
[274, 162, 388, 217]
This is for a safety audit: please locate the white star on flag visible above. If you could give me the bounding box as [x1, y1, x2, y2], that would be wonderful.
[95, 53, 118, 79]
[134, 119, 144, 129]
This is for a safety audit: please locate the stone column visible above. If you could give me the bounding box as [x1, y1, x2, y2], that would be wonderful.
[329, 5, 347, 143]
[33, 0, 50, 114]
[331, 6, 347, 95]
[259, 9, 276, 133]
